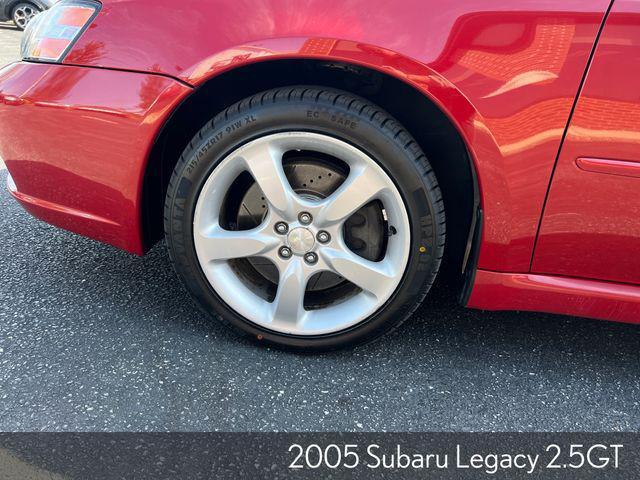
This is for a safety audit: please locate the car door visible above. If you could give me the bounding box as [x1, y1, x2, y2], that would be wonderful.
[533, 0, 640, 285]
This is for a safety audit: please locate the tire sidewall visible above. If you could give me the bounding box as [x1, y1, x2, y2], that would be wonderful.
[166, 90, 442, 350]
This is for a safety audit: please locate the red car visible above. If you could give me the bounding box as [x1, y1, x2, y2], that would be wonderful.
[0, 0, 638, 350]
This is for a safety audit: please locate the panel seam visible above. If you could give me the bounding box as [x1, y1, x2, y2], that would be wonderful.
[528, 0, 616, 271]
[24, 60, 195, 89]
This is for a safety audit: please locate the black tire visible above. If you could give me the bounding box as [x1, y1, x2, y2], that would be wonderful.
[12, 2, 40, 30]
[164, 86, 445, 351]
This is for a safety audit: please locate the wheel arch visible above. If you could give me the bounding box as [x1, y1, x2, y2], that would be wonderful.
[4, 0, 19, 18]
[142, 47, 482, 296]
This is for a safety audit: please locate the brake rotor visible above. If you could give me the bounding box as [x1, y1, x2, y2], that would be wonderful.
[233, 153, 386, 293]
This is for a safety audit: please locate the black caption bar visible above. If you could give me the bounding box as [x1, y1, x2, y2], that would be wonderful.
[0, 433, 638, 479]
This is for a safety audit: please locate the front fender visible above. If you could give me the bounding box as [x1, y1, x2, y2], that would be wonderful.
[64, 0, 609, 272]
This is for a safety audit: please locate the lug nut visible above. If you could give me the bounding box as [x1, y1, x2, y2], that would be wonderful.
[279, 246, 293, 259]
[317, 231, 331, 244]
[298, 212, 312, 225]
[274, 222, 289, 235]
[304, 252, 318, 265]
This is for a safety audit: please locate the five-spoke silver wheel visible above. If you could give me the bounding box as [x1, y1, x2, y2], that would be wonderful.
[193, 132, 411, 336]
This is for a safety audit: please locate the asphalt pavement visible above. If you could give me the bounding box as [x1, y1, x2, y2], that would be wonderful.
[0, 168, 639, 432]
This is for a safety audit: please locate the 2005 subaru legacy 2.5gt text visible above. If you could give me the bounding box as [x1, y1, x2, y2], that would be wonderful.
[1, 0, 638, 350]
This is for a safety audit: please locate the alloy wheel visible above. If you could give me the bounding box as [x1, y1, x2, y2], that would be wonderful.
[192, 132, 411, 336]
[13, 4, 38, 29]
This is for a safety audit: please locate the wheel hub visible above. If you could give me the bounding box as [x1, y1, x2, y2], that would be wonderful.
[234, 157, 386, 292]
[287, 227, 315, 255]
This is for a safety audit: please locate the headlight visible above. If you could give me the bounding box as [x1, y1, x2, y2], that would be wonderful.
[21, 0, 101, 62]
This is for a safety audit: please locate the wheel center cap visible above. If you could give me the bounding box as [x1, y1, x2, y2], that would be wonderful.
[287, 227, 315, 255]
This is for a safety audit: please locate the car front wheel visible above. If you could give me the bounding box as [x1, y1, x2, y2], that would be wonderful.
[164, 87, 445, 351]
[12, 2, 40, 30]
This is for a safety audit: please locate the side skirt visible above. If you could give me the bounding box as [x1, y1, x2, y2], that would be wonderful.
[467, 270, 640, 324]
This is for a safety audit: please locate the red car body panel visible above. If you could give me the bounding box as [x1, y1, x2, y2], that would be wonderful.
[1, 0, 639, 325]
[468, 270, 640, 324]
[65, 0, 610, 273]
[0, 62, 192, 253]
[533, 0, 640, 285]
